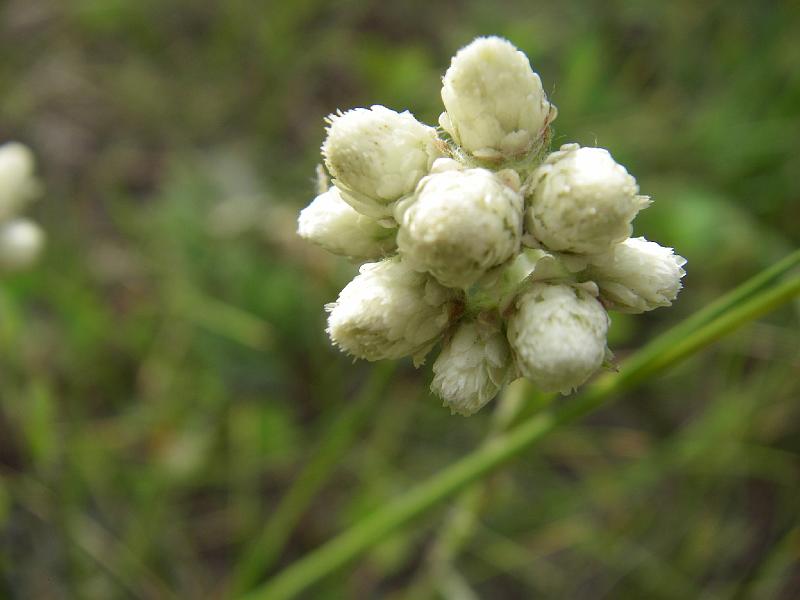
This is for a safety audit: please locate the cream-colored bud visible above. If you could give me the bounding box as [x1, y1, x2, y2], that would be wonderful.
[0, 142, 39, 221]
[431, 320, 510, 416]
[396, 168, 523, 289]
[326, 257, 454, 362]
[322, 105, 441, 219]
[297, 187, 396, 259]
[507, 282, 608, 393]
[439, 37, 555, 161]
[0, 218, 45, 270]
[526, 144, 650, 254]
[587, 237, 686, 313]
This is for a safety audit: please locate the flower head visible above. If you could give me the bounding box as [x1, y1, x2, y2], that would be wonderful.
[526, 144, 649, 254]
[587, 237, 687, 313]
[0, 219, 45, 270]
[0, 142, 39, 222]
[326, 257, 455, 364]
[507, 283, 609, 394]
[431, 319, 511, 416]
[322, 105, 441, 219]
[299, 37, 686, 415]
[396, 167, 523, 288]
[0, 142, 45, 272]
[298, 187, 396, 259]
[440, 37, 556, 162]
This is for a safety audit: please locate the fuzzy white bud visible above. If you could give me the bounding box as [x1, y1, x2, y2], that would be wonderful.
[395, 168, 523, 289]
[0, 218, 45, 270]
[326, 257, 454, 363]
[322, 105, 441, 219]
[431, 320, 510, 416]
[298, 187, 396, 259]
[526, 144, 650, 254]
[0, 142, 39, 221]
[507, 282, 608, 393]
[439, 37, 555, 161]
[587, 237, 686, 313]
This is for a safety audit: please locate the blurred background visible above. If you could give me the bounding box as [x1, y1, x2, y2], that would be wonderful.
[1, 0, 799, 598]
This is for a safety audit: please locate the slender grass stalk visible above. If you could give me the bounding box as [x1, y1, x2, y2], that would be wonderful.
[416, 248, 800, 594]
[242, 259, 799, 600]
[229, 361, 397, 596]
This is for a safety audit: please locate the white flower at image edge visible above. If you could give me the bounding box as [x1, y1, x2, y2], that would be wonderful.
[0, 219, 45, 270]
[0, 142, 39, 221]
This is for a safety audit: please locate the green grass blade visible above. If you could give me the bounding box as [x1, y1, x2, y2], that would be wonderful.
[229, 361, 397, 595]
[242, 263, 799, 600]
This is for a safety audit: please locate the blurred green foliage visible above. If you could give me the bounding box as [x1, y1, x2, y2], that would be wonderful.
[0, 0, 798, 598]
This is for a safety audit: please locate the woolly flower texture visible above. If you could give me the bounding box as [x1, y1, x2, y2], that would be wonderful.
[432, 320, 511, 416]
[507, 282, 609, 394]
[395, 166, 523, 289]
[526, 144, 651, 255]
[321, 105, 442, 220]
[297, 186, 396, 259]
[326, 258, 454, 365]
[440, 36, 556, 161]
[298, 36, 687, 415]
[588, 237, 687, 313]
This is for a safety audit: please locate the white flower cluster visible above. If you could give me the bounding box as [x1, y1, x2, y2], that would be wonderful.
[298, 37, 686, 416]
[0, 142, 45, 271]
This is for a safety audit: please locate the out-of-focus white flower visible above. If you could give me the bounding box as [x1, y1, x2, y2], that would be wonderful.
[0, 142, 39, 221]
[587, 237, 686, 313]
[431, 320, 511, 416]
[395, 168, 523, 288]
[298, 187, 396, 259]
[326, 257, 454, 363]
[0, 218, 45, 271]
[526, 144, 650, 254]
[439, 37, 556, 162]
[322, 105, 442, 219]
[507, 282, 608, 393]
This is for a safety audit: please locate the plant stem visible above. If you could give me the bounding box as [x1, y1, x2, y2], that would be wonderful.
[417, 248, 800, 592]
[243, 266, 799, 600]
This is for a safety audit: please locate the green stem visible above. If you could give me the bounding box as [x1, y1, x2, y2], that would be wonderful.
[420, 249, 800, 591]
[242, 266, 799, 600]
[229, 361, 397, 596]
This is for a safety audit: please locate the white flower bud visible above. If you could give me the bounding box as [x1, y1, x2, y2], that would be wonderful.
[297, 187, 396, 259]
[326, 257, 454, 362]
[0, 142, 39, 221]
[322, 105, 442, 219]
[526, 144, 650, 254]
[507, 282, 608, 393]
[587, 237, 686, 313]
[431, 320, 510, 416]
[395, 168, 523, 289]
[439, 37, 555, 161]
[0, 218, 45, 270]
